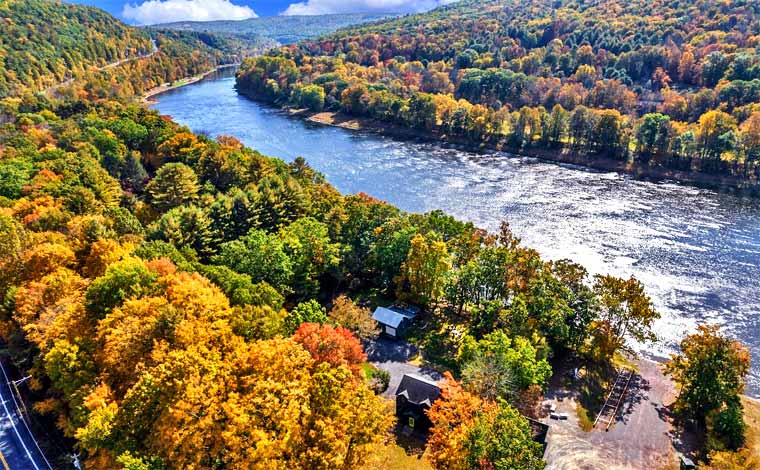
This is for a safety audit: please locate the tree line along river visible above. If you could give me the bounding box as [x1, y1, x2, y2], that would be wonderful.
[151, 69, 760, 397]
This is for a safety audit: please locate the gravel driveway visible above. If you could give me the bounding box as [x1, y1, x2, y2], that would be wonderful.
[543, 359, 679, 470]
[364, 337, 442, 399]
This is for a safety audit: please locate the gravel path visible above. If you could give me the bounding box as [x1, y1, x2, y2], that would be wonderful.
[365, 337, 442, 399]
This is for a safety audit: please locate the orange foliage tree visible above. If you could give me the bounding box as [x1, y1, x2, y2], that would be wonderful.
[293, 322, 367, 376]
[426, 372, 492, 470]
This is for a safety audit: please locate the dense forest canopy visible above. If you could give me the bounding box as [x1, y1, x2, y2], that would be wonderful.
[0, 0, 755, 468]
[238, 0, 760, 185]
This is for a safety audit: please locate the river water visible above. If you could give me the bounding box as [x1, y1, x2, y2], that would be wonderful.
[151, 71, 760, 396]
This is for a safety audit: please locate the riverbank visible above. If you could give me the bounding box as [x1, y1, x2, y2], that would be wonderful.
[288, 108, 758, 196]
[142, 63, 239, 103]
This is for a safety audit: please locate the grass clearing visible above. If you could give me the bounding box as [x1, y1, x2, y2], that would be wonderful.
[612, 352, 639, 372]
[576, 403, 594, 432]
[360, 443, 432, 470]
[361, 362, 390, 394]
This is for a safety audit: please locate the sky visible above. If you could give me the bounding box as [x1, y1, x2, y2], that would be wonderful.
[67, 0, 457, 24]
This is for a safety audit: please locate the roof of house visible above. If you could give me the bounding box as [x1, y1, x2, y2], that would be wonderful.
[372, 306, 407, 328]
[395, 374, 441, 407]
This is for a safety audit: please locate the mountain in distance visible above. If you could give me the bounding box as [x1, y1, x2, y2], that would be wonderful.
[153, 13, 394, 48]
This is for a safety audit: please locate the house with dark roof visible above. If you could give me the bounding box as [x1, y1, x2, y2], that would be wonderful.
[372, 305, 419, 337]
[395, 374, 441, 433]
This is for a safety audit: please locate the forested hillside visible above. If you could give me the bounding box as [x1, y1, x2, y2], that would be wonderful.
[238, 0, 760, 185]
[0, 0, 152, 96]
[0, 0, 234, 98]
[1, 89, 751, 470]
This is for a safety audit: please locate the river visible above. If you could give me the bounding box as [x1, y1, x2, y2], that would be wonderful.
[151, 70, 760, 397]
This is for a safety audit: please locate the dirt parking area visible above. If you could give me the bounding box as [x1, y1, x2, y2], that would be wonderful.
[543, 359, 680, 470]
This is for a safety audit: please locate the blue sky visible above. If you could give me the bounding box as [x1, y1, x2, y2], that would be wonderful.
[67, 0, 456, 24]
[69, 1, 289, 18]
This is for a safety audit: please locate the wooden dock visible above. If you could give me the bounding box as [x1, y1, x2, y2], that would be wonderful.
[593, 368, 634, 430]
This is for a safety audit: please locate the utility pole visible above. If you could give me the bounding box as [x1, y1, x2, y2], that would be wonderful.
[10, 376, 31, 416]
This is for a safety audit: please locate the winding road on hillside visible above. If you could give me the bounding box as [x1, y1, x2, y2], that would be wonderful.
[0, 361, 52, 470]
[44, 39, 159, 94]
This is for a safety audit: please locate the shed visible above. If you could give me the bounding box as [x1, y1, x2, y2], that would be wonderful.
[372, 306, 416, 337]
[395, 374, 441, 433]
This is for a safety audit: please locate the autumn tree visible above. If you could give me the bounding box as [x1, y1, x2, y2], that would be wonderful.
[0, 215, 28, 290]
[295, 84, 326, 112]
[701, 448, 759, 470]
[543, 104, 568, 147]
[651, 67, 671, 92]
[664, 325, 750, 451]
[739, 112, 760, 170]
[399, 232, 451, 306]
[328, 295, 379, 340]
[426, 372, 545, 470]
[697, 110, 737, 163]
[405, 93, 438, 131]
[293, 323, 367, 375]
[678, 50, 697, 84]
[427, 372, 489, 470]
[589, 275, 659, 360]
[230, 304, 286, 340]
[141, 337, 392, 470]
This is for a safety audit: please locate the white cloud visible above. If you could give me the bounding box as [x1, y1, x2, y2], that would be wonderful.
[122, 0, 257, 25]
[282, 0, 458, 16]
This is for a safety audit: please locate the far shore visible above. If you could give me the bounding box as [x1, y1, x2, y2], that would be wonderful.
[150, 76, 759, 196]
[142, 63, 239, 104]
[286, 108, 759, 196]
